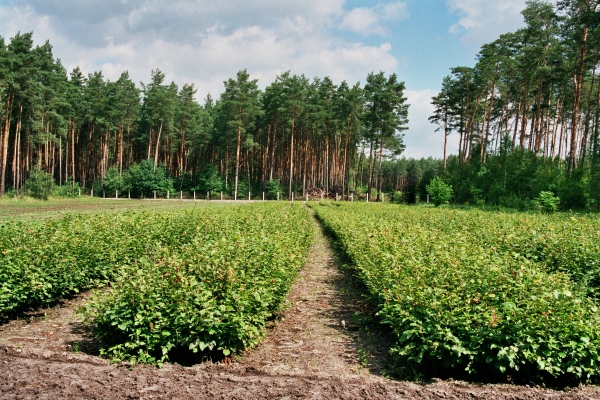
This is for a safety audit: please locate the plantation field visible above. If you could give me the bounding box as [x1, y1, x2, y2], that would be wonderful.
[3, 198, 600, 389]
[1, 201, 313, 364]
[3, 200, 600, 397]
[310, 202, 600, 383]
[0, 197, 237, 222]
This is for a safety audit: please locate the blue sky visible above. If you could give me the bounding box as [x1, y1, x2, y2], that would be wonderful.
[0, 0, 529, 158]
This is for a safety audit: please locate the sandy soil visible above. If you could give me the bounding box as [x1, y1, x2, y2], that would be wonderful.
[1, 209, 599, 399]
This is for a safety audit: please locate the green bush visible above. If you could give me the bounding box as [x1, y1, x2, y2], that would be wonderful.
[53, 177, 83, 198]
[266, 178, 282, 199]
[534, 191, 560, 213]
[311, 203, 600, 382]
[196, 165, 223, 195]
[426, 177, 453, 206]
[124, 159, 173, 198]
[102, 166, 125, 195]
[85, 203, 313, 365]
[25, 168, 55, 200]
[391, 191, 404, 204]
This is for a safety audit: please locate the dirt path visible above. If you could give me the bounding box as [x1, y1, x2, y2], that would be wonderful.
[240, 207, 397, 381]
[1, 210, 600, 399]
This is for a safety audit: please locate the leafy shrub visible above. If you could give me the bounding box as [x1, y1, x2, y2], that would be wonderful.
[534, 191, 560, 213]
[391, 191, 404, 204]
[228, 179, 249, 199]
[426, 177, 453, 206]
[557, 170, 588, 210]
[85, 203, 313, 365]
[196, 165, 223, 195]
[53, 177, 83, 198]
[102, 166, 125, 195]
[25, 168, 54, 200]
[124, 159, 173, 198]
[0, 209, 196, 315]
[311, 203, 600, 382]
[266, 178, 282, 200]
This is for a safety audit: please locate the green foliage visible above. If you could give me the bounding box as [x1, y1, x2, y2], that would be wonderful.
[311, 203, 600, 382]
[227, 179, 250, 199]
[52, 178, 83, 198]
[124, 159, 173, 198]
[196, 165, 223, 194]
[102, 166, 125, 194]
[25, 168, 55, 200]
[0, 203, 314, 365]
[173, 171, 194, 192]
[84, 203, 313, 364]
[533, 191, 560, 213]
[426, 177, 453, 206]
[266, 178, 282, 200]
[390, 191, 404, 204]
[556, 169, 588, 210]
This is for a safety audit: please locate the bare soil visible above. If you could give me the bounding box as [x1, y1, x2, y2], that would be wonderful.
[1, 209, 599, 399]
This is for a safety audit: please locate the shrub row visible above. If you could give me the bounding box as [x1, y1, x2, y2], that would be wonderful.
[83, 203, 313, 365]
[427, 210, 600, 296]
[0, 210, 192, 315]
[311, 202, 600, 381]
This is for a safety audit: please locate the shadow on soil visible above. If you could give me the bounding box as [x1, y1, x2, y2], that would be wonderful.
[0, 292, 87, 327]
[66, 321, 103, 356]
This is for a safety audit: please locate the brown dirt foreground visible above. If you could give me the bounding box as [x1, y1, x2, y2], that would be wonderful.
[1, 210, 600, 399]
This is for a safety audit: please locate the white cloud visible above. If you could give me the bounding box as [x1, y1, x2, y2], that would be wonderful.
[340, 1, 409, 37]
[447, 0, 527, 44]
[341, 8, 383, 36]
[403, 89, 459, 159]
[0, 1, 401, 102]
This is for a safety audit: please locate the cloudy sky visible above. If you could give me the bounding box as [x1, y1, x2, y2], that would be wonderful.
[0, 0, 529, 159]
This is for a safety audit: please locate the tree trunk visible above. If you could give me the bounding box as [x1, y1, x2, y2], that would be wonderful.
[288, 119, 295, 200]
[0, 90, 14, 196]
[154, 122, 163, 169]
[367, 132, 375, 197]
[376, 136, 384, 201]
[569, 26, 588, 172]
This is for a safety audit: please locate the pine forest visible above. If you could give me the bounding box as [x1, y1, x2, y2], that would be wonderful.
[1, 0, 600, 210]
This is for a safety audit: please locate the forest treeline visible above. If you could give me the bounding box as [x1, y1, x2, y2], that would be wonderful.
[3, 0, 600, 209]
[0, 31, 410, 200]
[431, 0, 600, 209]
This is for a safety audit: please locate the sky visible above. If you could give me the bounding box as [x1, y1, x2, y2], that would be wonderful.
[0, 0, 530, 159]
